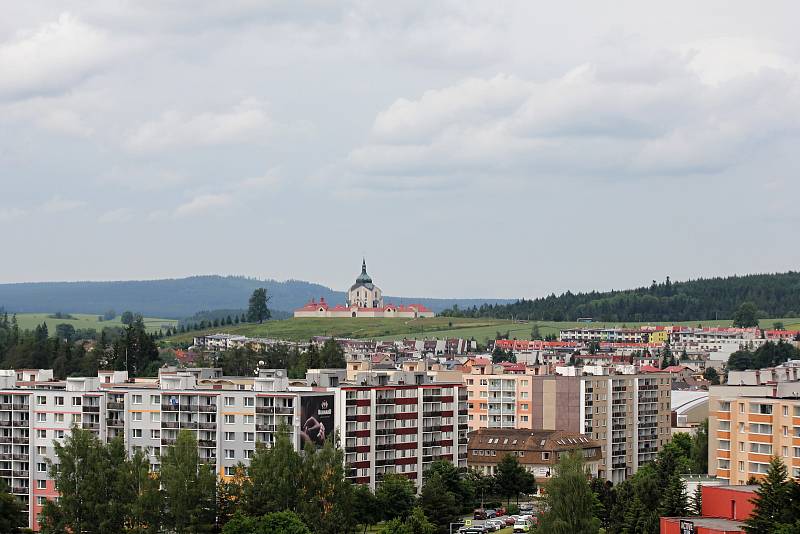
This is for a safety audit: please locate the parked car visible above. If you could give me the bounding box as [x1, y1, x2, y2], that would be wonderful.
[503, 516, 517, 526]
[473, 509, 487, 520]
[513, 519, 531, 533]
[487, 519, 506, 531]
[495, 506, 507, 516]
[485, 509, 497, 519]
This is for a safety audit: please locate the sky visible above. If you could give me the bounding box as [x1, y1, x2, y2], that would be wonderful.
[1, 1, 799, 299]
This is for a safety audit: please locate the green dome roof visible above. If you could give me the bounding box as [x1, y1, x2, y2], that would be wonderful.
[356, 259, 372, 284]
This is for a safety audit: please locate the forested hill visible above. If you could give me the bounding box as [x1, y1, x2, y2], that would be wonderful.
[0, 276, 510, 318]
[441, 272, 800, 322]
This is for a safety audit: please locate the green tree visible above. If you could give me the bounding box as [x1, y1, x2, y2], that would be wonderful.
[537, 451, 602, 534]
[378, 507, 436, 534]
[319, 338, 346, 368]
[494, 453, 536, 505]
[160, 430, 217, 533]
[243, 428, 300, 516]
[222, 511, 310, 534]
[733, 302, 759, 328]
[745, 457, 792, 534]
[703, 367, 720, 385]
[376, 473, 417, 521]
[418, 471, 460, 533]
[352, 483, 380, 534]
[295, 438, 355, 534]
[692, 485, 703, 516]
[659, 474, 689, 517]
[425, 460, 473, 512]
[690, 420, 709, 473]
[0, 478, 25, 533]
[248, 288, 271, 323]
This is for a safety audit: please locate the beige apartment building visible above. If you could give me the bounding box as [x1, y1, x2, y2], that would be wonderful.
[709, 379, 800, 485]
[465, 363, 672, 483]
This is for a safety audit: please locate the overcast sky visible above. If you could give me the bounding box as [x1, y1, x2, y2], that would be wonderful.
[1, 1, 799, 299]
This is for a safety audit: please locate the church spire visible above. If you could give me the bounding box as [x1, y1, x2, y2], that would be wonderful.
[362, 257, 367, 275]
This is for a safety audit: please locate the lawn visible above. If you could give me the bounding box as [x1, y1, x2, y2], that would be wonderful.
[12, 313, 178, 334]
[166, 315, 800, 345]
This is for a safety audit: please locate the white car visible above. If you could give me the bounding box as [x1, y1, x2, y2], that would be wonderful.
[486, 519, 505, 531]
[513, 519, 531, 533]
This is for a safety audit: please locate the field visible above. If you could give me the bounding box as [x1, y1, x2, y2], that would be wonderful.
[12, 313, 178, 334]
[166, 316, 800, 345]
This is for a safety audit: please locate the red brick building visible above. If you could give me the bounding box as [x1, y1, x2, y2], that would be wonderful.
[660, 485, 756, 534]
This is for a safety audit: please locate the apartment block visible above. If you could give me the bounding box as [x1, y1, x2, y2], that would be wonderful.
[709, 379, 800, 485]
[1, 366, 467, 530]
[529, 370, 672, 483]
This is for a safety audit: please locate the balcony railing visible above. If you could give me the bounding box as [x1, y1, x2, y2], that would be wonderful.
[107, 401, 124, 410]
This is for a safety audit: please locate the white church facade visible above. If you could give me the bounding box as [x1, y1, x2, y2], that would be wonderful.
[294, 260, 434, 319]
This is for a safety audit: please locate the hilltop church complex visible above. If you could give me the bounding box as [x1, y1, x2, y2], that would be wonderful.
[294, 260, 434, 319]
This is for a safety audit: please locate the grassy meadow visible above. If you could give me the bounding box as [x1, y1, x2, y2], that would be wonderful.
[166, 315, 800, 345]
[12, 313, 178, 334]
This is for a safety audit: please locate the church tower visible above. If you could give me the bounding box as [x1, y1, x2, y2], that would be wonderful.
[348, 259, 383, 308]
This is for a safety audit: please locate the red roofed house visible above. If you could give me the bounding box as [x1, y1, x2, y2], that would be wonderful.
[294, 260, 434, 319]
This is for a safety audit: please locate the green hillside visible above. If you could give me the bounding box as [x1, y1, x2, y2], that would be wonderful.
[166, 317, 800, 344]
[166, 316, 800, 345]
[14, 313, 177, 335]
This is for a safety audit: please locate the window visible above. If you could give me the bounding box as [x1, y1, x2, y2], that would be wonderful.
[794, 447, 800, 458]
[72, 397, 82, 406]
[784, 406, 789, 416]
[55, 414, 64, 423]
[36, 396, 46, 405]
[150, 429, 160, 439]
[244, 415, 254, 424]
[55, 396, 64, 406]
[132, 429, 142, 438]
[71, 414, 81, 424]
[225, 449, 235, 459]
[224, 466, 235, 476]
[718, 459, 730, 469]
[132, 412, 142, 421]
[224, 397, 235, 406]
[750, 423, 773, 435]
[225, 432, 235, 441]
[719, 401, 731, 412]
[244, 432, 254, 442]
[521, 416, 529, 422]
[37, 480, 46, 489]
[750, 403, 773, 415]
[55, 430, 64, 439]
[244, 450, 253, 459]
[542, 452, 550, 460]
[37, 496, 46, 505]
[224, 415, 235, 424]
[132, 395, 142, 405]
[150, 395, 160, 405]
[718, 420, 730, 431]
[37, 413, 47, 422]
[37, 429, 47, 439]
[749, 462, 770, 474]
[718, 439, 730, 451]
[244, 397, 254, 407]
[520, 403, 529, 410]
[151, 413, 160, 423]
[37, 462, 47, 472]
[749, 443, 772, 455]
[36, 446, 46, 455]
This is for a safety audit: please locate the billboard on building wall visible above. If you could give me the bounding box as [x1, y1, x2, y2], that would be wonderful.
[300, 394, 334, 448]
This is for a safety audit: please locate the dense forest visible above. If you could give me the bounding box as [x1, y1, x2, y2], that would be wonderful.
[441, 272, 800, 322]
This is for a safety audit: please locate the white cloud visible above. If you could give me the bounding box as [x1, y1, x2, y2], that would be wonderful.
[343, 48, 800, 191]
[124, 98, 273, 153]
[0, 207, 26, 221]
[174, 193, 233, 218]
[98, 208, 133, 223]
[100, 167, 188, 192]
[41, 196, 86, 213]
[0, 13, 123, 99]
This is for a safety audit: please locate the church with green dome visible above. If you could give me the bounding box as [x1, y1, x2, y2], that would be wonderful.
[293, 259, 434, 319]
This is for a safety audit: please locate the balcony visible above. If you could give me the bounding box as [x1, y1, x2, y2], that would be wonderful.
[81, 423, 100, 430]
[274, 407, 293, 415]
[12, 470, 29, 478]
[0, 421, 11, 427]
[179, 422, 199, 430]
[13, 437, 29, 445]
[161, 421, 180, 429]
[12, 404, 29, 411]
[161, 404, 179, 412]
[199, 422, 217, 430]
[375, 443, 394, 451]
[376, 413, 394, 420]
[376, 397, 394, 405]
[256, 406, 274, 414]
[12, 453, 29, 460]
[82, 406, 100, 413]
[198, 439, 216, 447]
[107, 401, 124, 410]
[11, 420, 29, 428]
[256, 424, 276, 432]
[161, 438, 177, 446]
[199, 404, 217, 412]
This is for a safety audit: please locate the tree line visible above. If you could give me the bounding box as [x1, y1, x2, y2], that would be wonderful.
[440, 272, 800, 322]
[0, 313, 167, 379]
[214, 339, 347, 378]
[727, 340, 800, 371]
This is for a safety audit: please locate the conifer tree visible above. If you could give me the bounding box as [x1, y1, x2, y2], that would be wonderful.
[537, 451, 602, 534]
[745, 457, 791, 533]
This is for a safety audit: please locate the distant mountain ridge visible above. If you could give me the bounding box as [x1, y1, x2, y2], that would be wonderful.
[0, 276, 512, 318]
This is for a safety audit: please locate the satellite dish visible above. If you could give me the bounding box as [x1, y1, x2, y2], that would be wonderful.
[276, 370, 284, 377]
